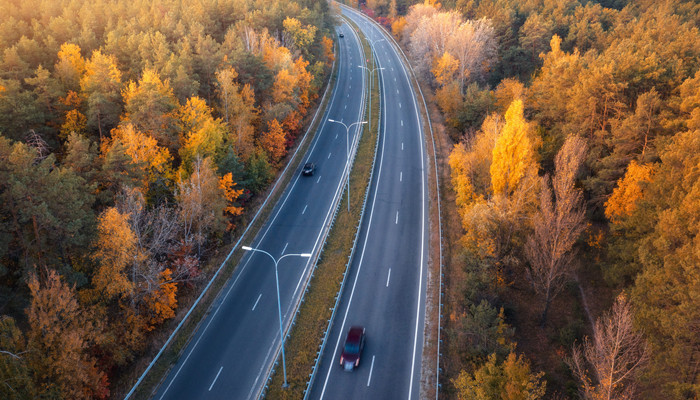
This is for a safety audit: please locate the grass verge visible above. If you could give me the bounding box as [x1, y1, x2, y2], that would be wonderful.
[119, 56, 340, 400]
[264, 15, 380, 399]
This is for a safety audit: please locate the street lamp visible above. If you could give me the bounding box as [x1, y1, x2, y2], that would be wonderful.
[241, 246, 311, 388]
[357, 64, 384, 133]
[328, 119, 367, 211]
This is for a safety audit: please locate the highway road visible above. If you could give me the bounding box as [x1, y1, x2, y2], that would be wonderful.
[153, 20, 368, 400]
[308, 5, 429, 400]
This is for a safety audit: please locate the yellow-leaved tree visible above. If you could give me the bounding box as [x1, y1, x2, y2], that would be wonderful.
[178, 96, 226, 171]
[121, 68, 179, 149]
[432, 51, 459, 87]
[109, 123, 172, 192]
[491, 99, 540, 199]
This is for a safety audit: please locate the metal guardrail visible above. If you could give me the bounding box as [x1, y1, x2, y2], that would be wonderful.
[301, 17, 384, 399]
[335, 4, 445, 399]
[124, 36, 339, 400]
[257, 18, 370, 399]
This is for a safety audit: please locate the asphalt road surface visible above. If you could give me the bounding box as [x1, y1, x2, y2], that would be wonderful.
[308, 5, 429, 400]
[153, 20, 369, 400]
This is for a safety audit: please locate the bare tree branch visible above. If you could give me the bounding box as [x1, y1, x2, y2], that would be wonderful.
[568, 294, 649, 400]
[526, 136, 587, 324]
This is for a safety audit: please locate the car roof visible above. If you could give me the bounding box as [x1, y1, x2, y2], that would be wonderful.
[347, 326, 364, 342]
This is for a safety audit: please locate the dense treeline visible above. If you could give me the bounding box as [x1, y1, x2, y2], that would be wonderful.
[0, 0, 333, 397]
[363, 0, 699, 398]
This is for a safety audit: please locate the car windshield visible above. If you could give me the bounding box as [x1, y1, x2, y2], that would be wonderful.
[344, 342, 359, 354]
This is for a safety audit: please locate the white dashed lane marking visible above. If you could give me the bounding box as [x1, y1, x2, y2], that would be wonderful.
[252, 293, 262, 311]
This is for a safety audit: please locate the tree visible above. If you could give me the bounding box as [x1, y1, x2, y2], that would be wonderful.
[453, 352, 546, 400]
[54, 43, 85, 93]
[0, 316, 34, 399]
[519, 13, 554, 65]
[26, 270, 108, 399]
[0, 138, 96, 276]
[177, 96, 226, 171]
[490, 99, 539, 199]
[245, 148, 273, 194]
[121, 69, 179, 149]
[215, 66, 239, 126]
[627, 129, 700, 398]
[91, 207, 136, 301]
[282, 17, 317, 59]
[320, 36, 334, 66]
[108, 124, 173, 193]
[258, 118, 287, 164]
[604, 160, 654, 224]
[525, 136, 587, 325]
[228, 83, 257, 162]
[219, 172, 244, 230]
[448, 18, 497, 92]
[96, 138, 144, 207]
[177, 157, 227, 254]
[216, 67, 257, 161]
[569, 294, 649, 400]
[432, 51, 459, 87]
[448, 114, 500, 213]
[80, 50, 122, 140]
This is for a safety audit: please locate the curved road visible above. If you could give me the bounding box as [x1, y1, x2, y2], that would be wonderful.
[153, 21, 368, 400]
[308, 5, 429, 400]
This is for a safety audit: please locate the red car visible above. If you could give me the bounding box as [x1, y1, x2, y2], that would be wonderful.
[340, 326, 365, 371]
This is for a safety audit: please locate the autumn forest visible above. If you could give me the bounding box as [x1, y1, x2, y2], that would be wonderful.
[0, 0, 698, 398]
[0, 0, 334, 398]
[374, 0, 697, 398]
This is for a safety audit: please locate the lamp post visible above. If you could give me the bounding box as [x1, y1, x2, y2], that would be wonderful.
[241, 246, 311, 388]
[360, 36, 384, 130]
[328, 119, 367, 211]
[357, 64, 384, 133]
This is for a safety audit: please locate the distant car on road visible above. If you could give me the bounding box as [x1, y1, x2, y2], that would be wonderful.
[340, 326, 365, 371]
[302, 162, 316, 176]
[338, 32, 344, 38]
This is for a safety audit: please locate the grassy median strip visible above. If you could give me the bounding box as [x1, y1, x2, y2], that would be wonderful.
[124, 56, 340, 400]
[265, 15, 380, 400]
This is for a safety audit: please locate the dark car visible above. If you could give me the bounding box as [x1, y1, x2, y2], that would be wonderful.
[340, 326, 365, 371]
[338, 32, 344, 38]
[302, 162, 316, 176]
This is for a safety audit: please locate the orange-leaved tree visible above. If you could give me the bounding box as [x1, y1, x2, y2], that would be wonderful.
[604, 160, 655, 224]
[259, 118, 287, 164]
[91, 207, 137, 301]
[26, 270, 108, 399]
[219, 172, 244, 230]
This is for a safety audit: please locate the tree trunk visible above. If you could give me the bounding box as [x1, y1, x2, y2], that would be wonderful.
[540, 290, 551, 327]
